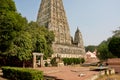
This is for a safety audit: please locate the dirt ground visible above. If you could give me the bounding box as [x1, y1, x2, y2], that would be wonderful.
[0, 66, 99, 80]
[36, 66, 99, 80]
[1, 66, 119, 80]
[96, 74, 120, 80]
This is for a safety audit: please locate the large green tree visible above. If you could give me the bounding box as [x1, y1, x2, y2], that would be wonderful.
[28, 22, 54, 59]
[0, 0, 28, 54]
[97, 39, 114, 60]
[108, 27, 120, 58]
[108, 37, 120, 58]
[97, 27, 120, 60]
[0, 0, 33, 67]
[10, 31, 32, 67]
[0, 0, 55, 67]
[0, 0, 16, 12]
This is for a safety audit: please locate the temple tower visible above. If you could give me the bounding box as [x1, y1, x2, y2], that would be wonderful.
[37, 0, 71, 45]
[37, 0, 85, 58]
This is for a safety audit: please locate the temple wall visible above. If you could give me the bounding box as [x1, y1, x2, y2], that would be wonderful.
[52, 44, 85, 58]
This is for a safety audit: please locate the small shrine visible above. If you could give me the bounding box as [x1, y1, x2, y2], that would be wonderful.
[33, 52, 44, 68]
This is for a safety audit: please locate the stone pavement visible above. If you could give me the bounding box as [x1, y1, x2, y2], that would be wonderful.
[36, 66, 99, 80]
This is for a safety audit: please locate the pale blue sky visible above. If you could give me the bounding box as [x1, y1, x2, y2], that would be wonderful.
[14, 0, 120, 46]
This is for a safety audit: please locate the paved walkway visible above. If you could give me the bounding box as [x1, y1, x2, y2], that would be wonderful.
[36, 66, 99, 80]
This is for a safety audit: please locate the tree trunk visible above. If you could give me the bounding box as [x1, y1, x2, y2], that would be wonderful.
[23, 61, 25, 68]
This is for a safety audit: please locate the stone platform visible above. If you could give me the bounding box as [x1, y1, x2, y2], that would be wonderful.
[52, 44, 85, 58]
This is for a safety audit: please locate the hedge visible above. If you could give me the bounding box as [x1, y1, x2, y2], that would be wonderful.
[62, 58, 85, 65]
[2, 67, 43, 80]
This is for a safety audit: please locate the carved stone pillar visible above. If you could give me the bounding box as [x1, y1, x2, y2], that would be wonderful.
[40, 55, 44, 67]
[33, 53, 44, 68]
[33, 54, 36, 69]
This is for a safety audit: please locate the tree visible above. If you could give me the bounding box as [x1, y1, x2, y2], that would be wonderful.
[113, 27, 120, 37]
[97, 27, 120, 60]
[0, 0, 28, 54]
[0, 0, 32, 67]
[85, 45, 97, 52]
[0, 0, 55, 67]
[97, 40, 114, 60]
[0, 0, 16, 12]
[27, 22, 54, 59]
[108, 37, 120, 58]
[9, 32, 32, 67]
[35, 35, 47, 53]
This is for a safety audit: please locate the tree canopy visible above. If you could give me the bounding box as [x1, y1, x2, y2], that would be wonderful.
[0, 0, 16, 12]
[97, 40, 114, 60]
[108, 27, 120, 58]
[0, 0, 54, 67]
[113, 27, 120, 37]
[27, 22, 54, 59]
[108, 37, 120, 58]
[0, 0, 28, 54]
[0, 0, 33, 67]
[97, 27, 120, 60]
[85, 45, 97, 52]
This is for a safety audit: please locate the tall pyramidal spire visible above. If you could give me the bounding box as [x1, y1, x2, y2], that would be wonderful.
[37, 0, 85, 58]
[74, 27, 84, 48]
[37, 0, 71, 45]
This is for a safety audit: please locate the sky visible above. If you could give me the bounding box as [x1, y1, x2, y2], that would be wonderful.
[14, 0, 120, 46]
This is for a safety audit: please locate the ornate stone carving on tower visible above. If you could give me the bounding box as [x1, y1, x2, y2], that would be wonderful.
[37, 0, 71, 45]
[37, 0, 85, 58]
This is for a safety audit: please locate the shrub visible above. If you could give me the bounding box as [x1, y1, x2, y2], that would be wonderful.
[45, 62, 48, 67]
[2, 67, 43, 80]
[50, 57, 58, 66]
[62, 58, 84, 65]
[81, 58, 85, 64]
